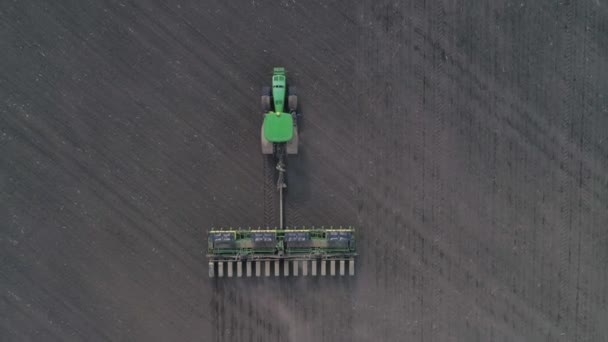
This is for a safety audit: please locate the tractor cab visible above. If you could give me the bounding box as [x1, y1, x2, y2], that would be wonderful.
[271, 68, 287, 113]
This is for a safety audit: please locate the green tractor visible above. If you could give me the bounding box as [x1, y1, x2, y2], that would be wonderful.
[206, 67, 357, 278]
[260, 67, 298, 229]
[260, 67, 298, 155]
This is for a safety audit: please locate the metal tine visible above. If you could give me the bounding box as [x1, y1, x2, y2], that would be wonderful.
[321, 260, 326, 276]
[209, 262, 215, 278]
[265, 261, 271, 277]
[237, 261, 242, 277]
[255, 261, 261, 277]
[246, 261, 252, 277]
[227, 262, 233, 277]
[284, 260, 290, 276]
[312, 260, 317, 276]
[218, 261, 224, 278]
[330, 260, 336, 276]
[293, 261, 299, 276]
[302, 260, 308, 276]
[339, 260, 345, 276]
[275, 260, 280, 277]
[349, 258, 355, 276]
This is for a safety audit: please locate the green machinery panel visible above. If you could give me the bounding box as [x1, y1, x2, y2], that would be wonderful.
[208, 227, 356, 259]
[263, 112, 294, 143]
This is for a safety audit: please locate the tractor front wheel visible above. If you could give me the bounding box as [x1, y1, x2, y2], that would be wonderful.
[261, 96, 271, 112]
[261, 86, 271, 112]
[288, 86, 297, 112]
[288, 96, 298, 112]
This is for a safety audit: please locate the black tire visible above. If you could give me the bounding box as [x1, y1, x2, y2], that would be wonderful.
[261, 95, 271, 112]
[261, 86, 272, 112]
[288, 95, 298, 112]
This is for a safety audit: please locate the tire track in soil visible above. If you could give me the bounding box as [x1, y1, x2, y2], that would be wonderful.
[354, 1, 390, 339]
[263, 154, 277, 228]
[390, 5, 408, 337]
[355, 0, 372, 283]
[427, 0, 449, 338]
[422, 2, 437, 338]
[410, 0, 428, 339]
[388, 9, 405, 340]
[369, 1, 408, 339]
[211, 280, 223, 342]
[556, 0, 576, 337]
[574, 1, 590, 340]
[353, 10, 372, 337]
[584, 7, 608, 340]
[283, 156, 304, 229]
[521, 7, 540, 337]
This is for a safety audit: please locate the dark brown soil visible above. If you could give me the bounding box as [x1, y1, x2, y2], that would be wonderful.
[2, 1, 607, 341]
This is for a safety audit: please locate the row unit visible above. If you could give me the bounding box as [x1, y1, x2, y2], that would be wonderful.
[208, 259, 355, 278]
